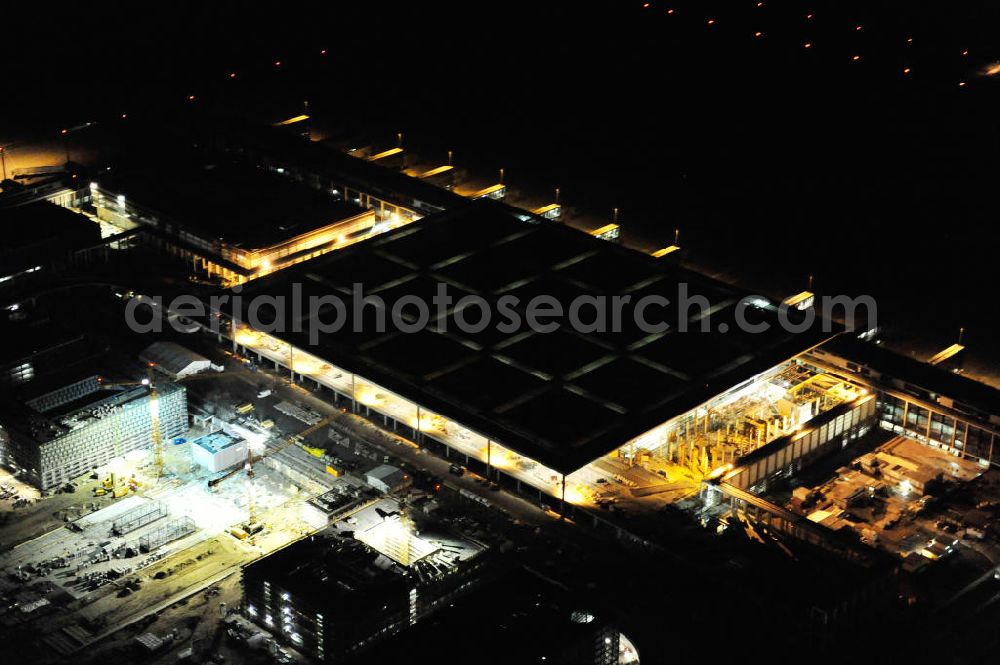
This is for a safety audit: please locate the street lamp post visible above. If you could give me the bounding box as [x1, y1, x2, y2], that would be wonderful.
[61, 129, 71, 164]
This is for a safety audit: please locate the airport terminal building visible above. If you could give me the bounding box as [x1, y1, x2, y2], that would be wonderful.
[53, 154, 385, 286]
[203, 202, 873, 511]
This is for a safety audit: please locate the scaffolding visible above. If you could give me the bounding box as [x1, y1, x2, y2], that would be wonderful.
[20, 379, 188, 490]
[111, 500, 167, 536]
[137, 517, 196, 553]
[613, 361, 867, 476]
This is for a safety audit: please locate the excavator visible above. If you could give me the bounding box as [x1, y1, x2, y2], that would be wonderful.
[208, 414, 337, 539]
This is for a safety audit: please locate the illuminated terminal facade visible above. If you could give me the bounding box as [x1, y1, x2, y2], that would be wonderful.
[54, 156, 387, 286]
[200, 202, 871, 512]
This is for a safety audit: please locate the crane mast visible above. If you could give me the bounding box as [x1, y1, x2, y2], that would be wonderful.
[146, 364, 164, 481]
[208, 414, 337, 533]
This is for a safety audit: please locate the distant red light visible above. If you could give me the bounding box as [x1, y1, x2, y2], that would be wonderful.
[188, 95, 196, 101]
[962, 50, 969, 56]
[855, 25, 862, 31]
[61, 129, 68, 135]
[320, 49, 327, 55]
[806, 13, 813, 19]
[229, 72, 236, 78]
[274, 60, 282, 67]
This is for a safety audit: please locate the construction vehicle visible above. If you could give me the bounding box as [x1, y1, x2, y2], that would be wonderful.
[94, 471, 140, 499]
[208, 414, 337, 537]
[228, 527, 249, 540]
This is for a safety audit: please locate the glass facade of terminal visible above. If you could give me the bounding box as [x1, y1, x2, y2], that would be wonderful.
[878, 392, 997, 465]
[226, 322, 569, 500]
[221, 318, 871, 510]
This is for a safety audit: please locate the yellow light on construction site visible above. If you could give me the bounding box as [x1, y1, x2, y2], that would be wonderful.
[291, 357, 321, 375]
[651, 245, 680, 258]
[235, 328, 260, 347]
[707, 463, 733, 480]
[355, 387, 385, 407]
[563, 485, 590, 505]
[488, 449, 516, 469]
[274, 114, 309, 126]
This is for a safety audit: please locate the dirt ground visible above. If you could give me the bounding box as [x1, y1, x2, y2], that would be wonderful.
[0, 468, 113, 551]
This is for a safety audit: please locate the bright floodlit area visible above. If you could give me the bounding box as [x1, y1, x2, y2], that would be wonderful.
[232, 320, 867, 512]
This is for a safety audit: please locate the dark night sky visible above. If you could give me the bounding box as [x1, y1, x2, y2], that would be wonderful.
[3, 1, 999, 363]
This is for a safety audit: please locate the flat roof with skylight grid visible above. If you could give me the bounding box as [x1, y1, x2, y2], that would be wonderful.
[216, 201, 835, 474]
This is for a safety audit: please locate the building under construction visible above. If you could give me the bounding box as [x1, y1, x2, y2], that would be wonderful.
[207, 202, 872, 513]
[242, 501, 494, 662]
[0, 372, 188, 489]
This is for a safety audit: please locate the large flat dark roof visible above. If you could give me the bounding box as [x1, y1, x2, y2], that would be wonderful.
[821, 335, 1000, 420]
[100, 157, 365, 249]
[0, 200, 100, 270]
[243, 535, 408, 610]
[364, 566, 612, 664]
[0, 309, 91, 373]
[222, 202, 835, 473]
[209, 117, 468, 213]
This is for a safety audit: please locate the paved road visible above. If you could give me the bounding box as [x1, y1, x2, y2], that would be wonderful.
[201, 351, 555, 528]
[275, 376, 553, 527]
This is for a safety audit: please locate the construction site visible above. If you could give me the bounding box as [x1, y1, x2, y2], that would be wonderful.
[241, 495, 506, 662]
[0, 353, 375, 664]
[560, 359, 871, 510]
[2, 80, 1000, 663]
[779, 435, 1000, 573]
[206, 203, 882, 524]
